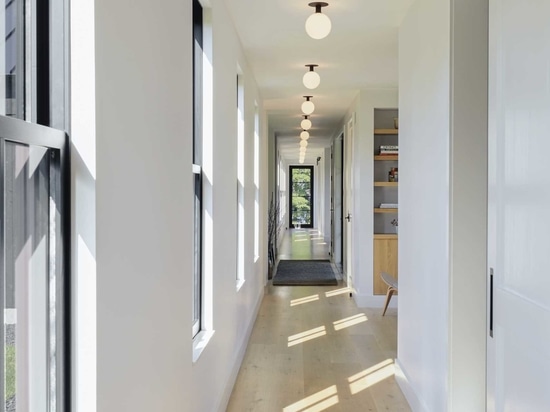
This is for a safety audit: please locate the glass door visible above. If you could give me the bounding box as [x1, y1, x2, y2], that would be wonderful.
[0, 115, 68, 412]
[289, 166, 314, 229]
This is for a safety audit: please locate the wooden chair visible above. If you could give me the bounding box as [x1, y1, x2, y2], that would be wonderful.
[380, 272, 398, 316]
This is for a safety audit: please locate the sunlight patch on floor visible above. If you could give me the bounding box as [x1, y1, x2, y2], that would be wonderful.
[283, 385, 339, 412]
[290, 294, 320, 307]
[288, 326, 327, 347]
[348, 359, 395, 395]
[333, 313, 368, 331]
[325, 287, 350, 298]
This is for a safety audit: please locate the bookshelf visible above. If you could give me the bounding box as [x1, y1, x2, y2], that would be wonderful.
[373, 108, 398, 295]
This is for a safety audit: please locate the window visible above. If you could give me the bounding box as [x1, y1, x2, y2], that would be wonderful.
[253, 103, 260, 261]
[290, 166, 314, 228]
[0, 0, 70, 410]
[236, 72, 245, 286]
[192, 0, 203, 337]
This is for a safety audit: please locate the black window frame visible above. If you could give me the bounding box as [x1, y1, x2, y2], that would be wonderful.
[289, 165, 314, 229]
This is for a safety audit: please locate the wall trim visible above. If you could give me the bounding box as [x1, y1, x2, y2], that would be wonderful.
[395, 359, 428, 412]
[217, 287, 265, 412]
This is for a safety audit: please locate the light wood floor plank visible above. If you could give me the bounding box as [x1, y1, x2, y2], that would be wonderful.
[227, 230, 410, 411]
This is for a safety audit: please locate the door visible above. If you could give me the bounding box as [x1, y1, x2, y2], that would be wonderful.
[0, 116, 69, 412]
[289, 166, 314, 229]
[487, 1, 550, 410]
[343, 116, 354, 288]
[331, 133, 343, 271]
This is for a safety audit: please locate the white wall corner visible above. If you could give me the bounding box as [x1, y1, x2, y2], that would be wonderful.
[216, 288, 264, 412]
[395, 359, 429, 412]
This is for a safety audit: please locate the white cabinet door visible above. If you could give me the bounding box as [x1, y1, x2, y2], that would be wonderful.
[488, 1, 550, 410]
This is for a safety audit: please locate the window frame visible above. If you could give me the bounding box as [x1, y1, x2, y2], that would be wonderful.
[192, 0, 203, 338]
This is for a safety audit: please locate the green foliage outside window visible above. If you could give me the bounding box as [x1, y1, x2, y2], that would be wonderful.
[291, 168, 312, 225]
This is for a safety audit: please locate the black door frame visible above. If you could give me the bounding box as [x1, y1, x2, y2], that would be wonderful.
[289, 165, 314, 229]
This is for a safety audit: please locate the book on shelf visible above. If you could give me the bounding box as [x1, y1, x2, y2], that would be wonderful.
[379, 145, 398, 155]
[379, 203, 398, 208]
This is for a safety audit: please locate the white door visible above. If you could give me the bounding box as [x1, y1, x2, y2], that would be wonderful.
[487, 1, 550, 410]
[331, 133, 343, 270]
[343, 116, 354, 289]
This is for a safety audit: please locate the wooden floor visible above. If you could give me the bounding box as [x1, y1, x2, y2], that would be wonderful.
[226, 230, 410, 412]
[277, 229, 332, 261]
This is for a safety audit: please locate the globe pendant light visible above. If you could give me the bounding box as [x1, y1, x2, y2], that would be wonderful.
[301, 96, 315, 115]
[300, 146, 307, 153]
[301, 115, 312, 130]
[300, 130, 310, 140]
[300, 139, 308, 147]
[305, 2, 331, 40]
[303, 64, 320, 89]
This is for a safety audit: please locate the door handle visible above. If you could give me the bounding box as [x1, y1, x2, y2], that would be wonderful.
[345, 213, 351, 222]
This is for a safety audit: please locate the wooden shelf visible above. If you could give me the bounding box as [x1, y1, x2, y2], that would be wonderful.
[374, 234, 398, 239]
[374, 181, 398, 187]
[374, 155, 398, 161]
[374, 208, 398, 214]
[374, 128, 398, 135]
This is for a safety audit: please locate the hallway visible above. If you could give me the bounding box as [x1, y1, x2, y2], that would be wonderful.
[227, 230, 410, 411]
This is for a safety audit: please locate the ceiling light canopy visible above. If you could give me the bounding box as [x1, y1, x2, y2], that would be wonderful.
[301, 96, 315, 115]
[303, 64, 320, 89]
[300, 130, 310, 139]
[301, 115, 312, 130]
[305, 2, 331, 40]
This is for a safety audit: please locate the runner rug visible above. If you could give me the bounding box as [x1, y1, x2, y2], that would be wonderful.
[272, 259, 338, 286]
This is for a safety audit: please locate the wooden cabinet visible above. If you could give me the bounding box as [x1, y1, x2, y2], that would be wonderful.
[373, 109, 398, 295]
[373, 235, 398, 295]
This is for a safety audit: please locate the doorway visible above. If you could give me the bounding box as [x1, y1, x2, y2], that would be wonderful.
[343, 115, 355, 289]
[0, 116, 69, 411]
[289, 166, 314, 229]
[331, 133, 344, 271]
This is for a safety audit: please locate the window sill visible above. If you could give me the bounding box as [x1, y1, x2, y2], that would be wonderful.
[192, 330, 215, 363]
[236, 278, 246, 292]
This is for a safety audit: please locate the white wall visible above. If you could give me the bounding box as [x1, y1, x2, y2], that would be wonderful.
[397, 0, 451, 411]
[94, 0, 267, 411]
[337, 89, 398, 306]
[448, 0, 487, 409]
[70, 1, 96, 410]
[397, 0, 488, 411]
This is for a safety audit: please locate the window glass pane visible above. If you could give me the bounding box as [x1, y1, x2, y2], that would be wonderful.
[1, 0, 23, 118]
[4, 141, 53, 412]
[192, 0, 203, 336]
[291, 167, 313, 227]
[192, 172, 201, 334]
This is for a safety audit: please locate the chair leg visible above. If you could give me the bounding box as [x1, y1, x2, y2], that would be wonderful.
[382, 287, 396, 316]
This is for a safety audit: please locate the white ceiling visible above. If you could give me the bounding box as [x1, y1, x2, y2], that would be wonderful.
[225, 0, 413, 164]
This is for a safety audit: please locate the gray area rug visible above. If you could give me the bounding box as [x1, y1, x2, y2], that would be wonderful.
[273, 259, 338, 286]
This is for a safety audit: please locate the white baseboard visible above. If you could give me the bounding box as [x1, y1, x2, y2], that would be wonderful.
[395, 359, 428, 412]
[353, 293, 398, 308]
[217, 288, 264, 412]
